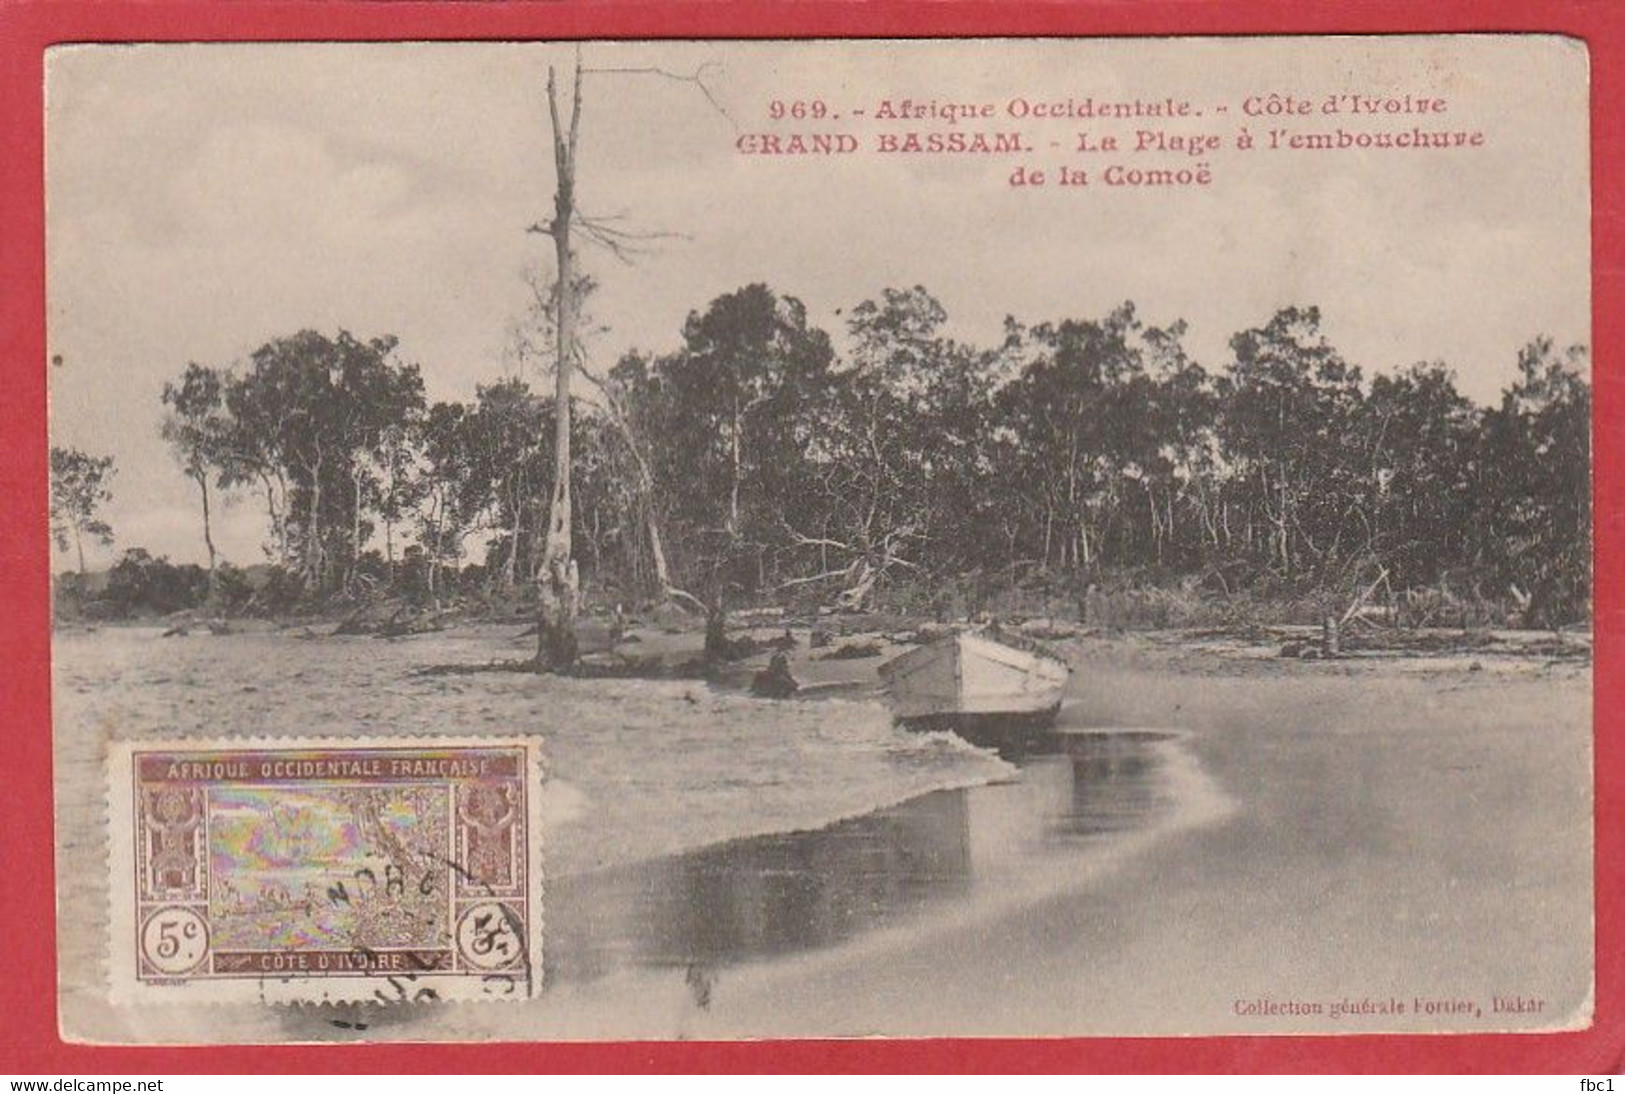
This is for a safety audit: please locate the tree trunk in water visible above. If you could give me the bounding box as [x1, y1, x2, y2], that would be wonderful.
[536, 62, 583, 672]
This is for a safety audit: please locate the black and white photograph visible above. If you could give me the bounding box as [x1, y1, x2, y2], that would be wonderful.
[47, 36, 1592, 1042]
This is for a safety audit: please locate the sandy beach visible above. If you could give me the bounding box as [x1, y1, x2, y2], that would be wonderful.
[54, 622, 1591, 1041]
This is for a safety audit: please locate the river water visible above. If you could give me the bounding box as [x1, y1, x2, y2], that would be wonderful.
[538, 729, 1187, 985]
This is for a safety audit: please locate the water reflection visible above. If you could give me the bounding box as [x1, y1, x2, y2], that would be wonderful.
[1056, 731, 1176, 837]
[933, 716, 1069, 763]
[545, 790, 972, 983]
[544, 729, 1178, 987]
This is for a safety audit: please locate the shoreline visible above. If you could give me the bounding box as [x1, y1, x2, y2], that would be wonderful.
[55, 611, 1593, 680]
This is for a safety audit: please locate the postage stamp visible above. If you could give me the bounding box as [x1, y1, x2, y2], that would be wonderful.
[107, 738, 543, 1005]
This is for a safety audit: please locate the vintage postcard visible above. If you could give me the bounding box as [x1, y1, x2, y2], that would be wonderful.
[48, 35, 1591, 1043]
[106, 739, 543, 1006]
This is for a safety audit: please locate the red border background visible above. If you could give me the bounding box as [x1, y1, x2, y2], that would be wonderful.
[1, 0, 1619, 1074]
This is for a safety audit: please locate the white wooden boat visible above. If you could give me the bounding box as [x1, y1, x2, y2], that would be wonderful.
[877, 630, 1071, 727]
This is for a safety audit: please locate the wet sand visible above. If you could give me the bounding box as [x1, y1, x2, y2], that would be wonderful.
[57, 628, 1591, 1041]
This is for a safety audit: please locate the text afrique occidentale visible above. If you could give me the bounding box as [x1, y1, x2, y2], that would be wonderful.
[764, 92, 1456, 127]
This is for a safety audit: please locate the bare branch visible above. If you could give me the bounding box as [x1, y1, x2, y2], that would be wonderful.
[574, 219, 690, 264]
[663, 586, 710, 613]
[580, 60, 738, 132]
[778, 562, 863, 591]
[786, 532, 855, 553]
[577, 215, 688, 243]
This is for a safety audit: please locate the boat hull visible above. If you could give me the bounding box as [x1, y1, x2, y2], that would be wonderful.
[897, 703, 1063, 733]
[898, 704, 1065, 758]
[878, 631, 1071, 724]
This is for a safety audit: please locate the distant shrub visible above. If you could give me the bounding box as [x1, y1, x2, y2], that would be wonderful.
[51, 570, 95, 622]
[247, 565, 307, 616]
[101, 549, 209, 617]
[207, 563, 256, 614]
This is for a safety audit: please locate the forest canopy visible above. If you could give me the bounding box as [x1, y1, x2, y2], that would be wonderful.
[60, 288, 1592, 628]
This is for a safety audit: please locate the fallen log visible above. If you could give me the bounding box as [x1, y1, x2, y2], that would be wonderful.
[1339, 566, 1391, 628]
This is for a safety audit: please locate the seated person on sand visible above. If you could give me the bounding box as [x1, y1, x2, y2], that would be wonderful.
[751, 652, 799, 699]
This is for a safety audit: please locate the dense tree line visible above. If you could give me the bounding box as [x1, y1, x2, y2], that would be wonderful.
[116, 287, 1591, 626]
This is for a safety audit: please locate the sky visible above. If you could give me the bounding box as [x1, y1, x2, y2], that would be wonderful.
[45, 36, 1590, 569]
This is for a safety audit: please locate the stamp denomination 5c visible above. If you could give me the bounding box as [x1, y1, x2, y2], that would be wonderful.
[108, 738, 542, 1005]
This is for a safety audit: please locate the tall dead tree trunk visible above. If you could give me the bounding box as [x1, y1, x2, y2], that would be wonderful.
[535, 62, 584, 671]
